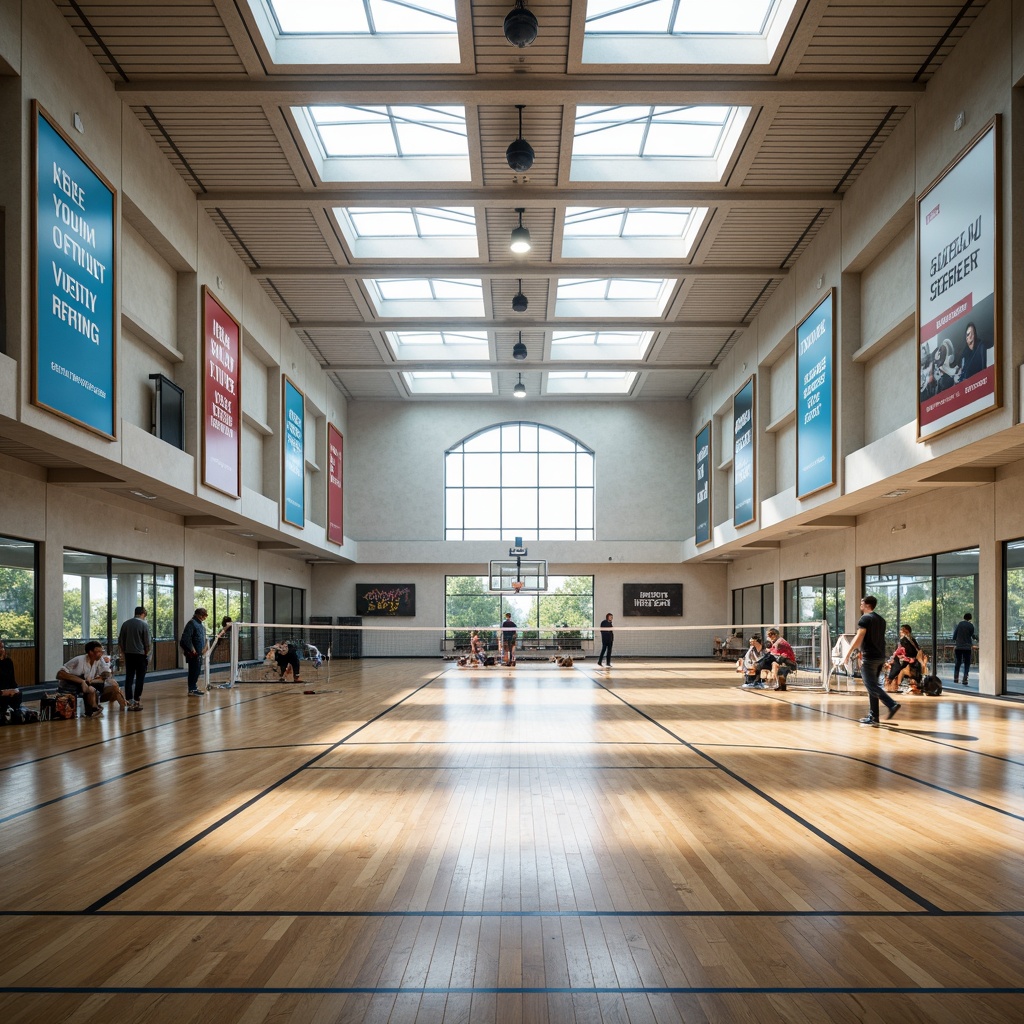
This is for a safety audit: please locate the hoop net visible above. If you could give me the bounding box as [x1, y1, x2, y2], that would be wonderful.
[511, 580, 524, 593]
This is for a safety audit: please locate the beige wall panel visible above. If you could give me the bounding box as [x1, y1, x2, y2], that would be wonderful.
[863, 338, 915, 446]
[860, 225, 915, 348]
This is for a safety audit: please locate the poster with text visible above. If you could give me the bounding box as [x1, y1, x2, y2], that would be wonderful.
[733, 376, 756, 527]
[33, 103, 117, 438]
[918, 118, 1000, 440]
[327, 422, 344, 545]
[796, 290, 835, 498]
[282, 377, 305, 528]
[202, 288, 241, 496]
[356, 584, 416, 617]
[622, 584, 683, 617]
[694, 421, 711, 545]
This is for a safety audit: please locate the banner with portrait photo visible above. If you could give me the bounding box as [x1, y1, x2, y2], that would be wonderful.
[733, 376, 756, 528]
[694, 421, 711, 546]
[918, 118, 1000, 440]
[796, 290, 835, 498]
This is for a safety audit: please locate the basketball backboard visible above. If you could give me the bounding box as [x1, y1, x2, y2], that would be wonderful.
[488, 559, 548, 593]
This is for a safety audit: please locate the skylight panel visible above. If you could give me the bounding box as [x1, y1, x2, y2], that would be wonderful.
[364, 278, 485, 317]
[336, 207, 478, 258]
[550, 331, 654, 361]
[403, 371, 493, 395]
[562, 206, 708, 259]
[387, 330, 490, 361]
[547, 371, 638, 395]
[585, 0, 773, 36]
[570, 105, 751, 182]
[294, 105, 471, 182]
[268, 0, 456, 35]
[581, 0, 798, 66]
[555, 277, 675, 318]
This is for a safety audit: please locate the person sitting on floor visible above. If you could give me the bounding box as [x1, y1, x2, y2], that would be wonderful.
[57, 640, 128, 715]
[0, 639, 23, 722]
[884, 624, 920, 692]
[740, 635, 766, 688]
[270, 641, 303, 683]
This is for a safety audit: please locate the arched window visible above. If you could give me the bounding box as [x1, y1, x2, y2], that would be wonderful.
[445, 422, 594, 540]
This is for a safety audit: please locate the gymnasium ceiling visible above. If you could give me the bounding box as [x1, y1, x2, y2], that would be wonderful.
[54, 0, 987, 405]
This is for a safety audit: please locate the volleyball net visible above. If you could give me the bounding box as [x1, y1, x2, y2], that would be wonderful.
[215, 620, 832, 690]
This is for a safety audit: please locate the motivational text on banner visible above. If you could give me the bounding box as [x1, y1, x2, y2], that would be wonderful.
[282, 377, 305, 527]
[733, 377, 755, 527]
[694, 422, 711, 545]
[202, 289, 241, 496]
[327, 423, 344, 545]
[796, 291, 835, 497]
[34, 106, 116, 437]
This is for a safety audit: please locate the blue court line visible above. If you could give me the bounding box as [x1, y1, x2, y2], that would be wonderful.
[82, 670, 450, 913]
[591, 678, 943, 913]
[2, 985, 1022, 996]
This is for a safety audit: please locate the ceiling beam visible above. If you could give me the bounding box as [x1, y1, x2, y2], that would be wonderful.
[260, 264, 784, 280]
[322, 360, 716, 372]
[297, 319, 747, 332]
[203, 188, 841, 208]
[116, 75, 924, 106]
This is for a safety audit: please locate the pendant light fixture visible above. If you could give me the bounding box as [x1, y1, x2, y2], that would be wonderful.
[510, 208, 531, 254]
[512, 279, 528, 313]
[512, 331, 527, 360]
[503, 1, 538, 48]
[506, 105, 534, 172]
[513, 373, 527, 398]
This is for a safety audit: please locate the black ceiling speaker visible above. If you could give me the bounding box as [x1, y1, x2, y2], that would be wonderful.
[506, 105, 535, 172]
[512, 331, 528, 360]
[512, 278, 528, 313]
[504, 1, 538, 48]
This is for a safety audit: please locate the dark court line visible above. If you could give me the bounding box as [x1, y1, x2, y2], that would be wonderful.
[592, 679, 942, 913]
[3, 908, 1024, 919]
[82, 670, 449, 913]
[3, 985, 1022, 996]
[0, 687, 284, 772]
[698, 741, 1024, 822]
[307, 765, 717, 771]
[0, 742, 332, 827]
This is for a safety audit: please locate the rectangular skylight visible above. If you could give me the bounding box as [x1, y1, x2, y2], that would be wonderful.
[547, 371, 638, 395]
[387, 330, 490, 361]
[581, 1, 798, 65]
[550, 330, 654, 361]
[571, 105, 751, 183]
[251, 1, 463, 66]
[294, 105, 471, 182]
[403, 371, 493, 395]
[364, 278, 485, 318]
[335, 206, 478, 258]
[562, 206, 708, 259]
[555, 277, 676, 318]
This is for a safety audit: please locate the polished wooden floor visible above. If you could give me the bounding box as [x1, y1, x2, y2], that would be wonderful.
[2, 658, 1024, 1022]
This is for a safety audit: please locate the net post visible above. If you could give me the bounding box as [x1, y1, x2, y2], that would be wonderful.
[819, 619, 830, 689]
[230, 621, 239, 685]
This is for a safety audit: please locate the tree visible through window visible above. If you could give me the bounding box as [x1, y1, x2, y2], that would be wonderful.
[445, 422, 594, 540]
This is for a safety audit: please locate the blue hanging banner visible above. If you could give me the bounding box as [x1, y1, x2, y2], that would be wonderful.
[282, 376, 305, 527]
[796, 289, 836, 498]
[694, 421, 712, 545]
[33, 104, 117, 438]
[733, 376, 756, 527]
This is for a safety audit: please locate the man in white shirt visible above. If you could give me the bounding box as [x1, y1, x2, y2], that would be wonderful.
[57, 640, 127, 716]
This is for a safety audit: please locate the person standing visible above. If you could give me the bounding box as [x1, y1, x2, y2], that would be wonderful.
[179, 607, 209, 697]
[118, 606, 152, 711]
[597, 613, 614, 667]
[951, 611, 976, 685]
[0, 639, 23, 722]
[500, 612, 518, 666]
[841, 595, 900, 725]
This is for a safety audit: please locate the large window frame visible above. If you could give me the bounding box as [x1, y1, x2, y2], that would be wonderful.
[0, 535, 38, 685]
[732, 582, 774, 631]
[195, 572, 255, 662]
[444, 422, 595, 541]
[1002, 540, 1024, 695]
[62, 550, 178, 671]
[784, 571, 845, 649]
[445, 574, 595, 636]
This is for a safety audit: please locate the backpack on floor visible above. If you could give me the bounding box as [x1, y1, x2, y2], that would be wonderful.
[921, 674, 943, 696]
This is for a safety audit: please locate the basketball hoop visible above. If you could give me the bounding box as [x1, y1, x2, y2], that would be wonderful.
[511, 580, 524, 594]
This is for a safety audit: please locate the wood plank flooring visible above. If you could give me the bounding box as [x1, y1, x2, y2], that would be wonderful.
[2, 658, 1023, 1022]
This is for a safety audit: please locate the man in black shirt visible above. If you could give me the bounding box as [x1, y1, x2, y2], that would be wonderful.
[951, 611, 976, 685]
[841, 595, 900, 725]
[597, 613, 614, 667]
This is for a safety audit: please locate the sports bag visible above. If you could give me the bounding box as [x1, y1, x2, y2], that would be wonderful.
[54, 693, 77, 719]
[921, 674, 943, 696]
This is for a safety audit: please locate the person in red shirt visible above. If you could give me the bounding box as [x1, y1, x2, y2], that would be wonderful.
[763, 628, 796, 691]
